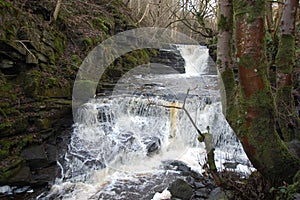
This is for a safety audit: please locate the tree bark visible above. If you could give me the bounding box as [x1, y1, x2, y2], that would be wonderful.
[217, 0, 236, 120]
[230, 0, 300, 184]
[275, 0, 299, 145]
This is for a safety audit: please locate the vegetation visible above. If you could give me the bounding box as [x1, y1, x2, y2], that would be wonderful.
[0, 0, 300, 199]
[216, 0, 300, 198]
[0, 0, 150, 186]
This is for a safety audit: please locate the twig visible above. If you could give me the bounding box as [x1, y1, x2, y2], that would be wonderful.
[53, 0, 62, 21]
[147, 88, 204, 138]
[137, 3, 149, 24]
[15, 40, 36, 61]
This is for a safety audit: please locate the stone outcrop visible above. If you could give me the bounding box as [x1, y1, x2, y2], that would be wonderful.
[150, 45, 185, 74]
[0, 0, 150, 191]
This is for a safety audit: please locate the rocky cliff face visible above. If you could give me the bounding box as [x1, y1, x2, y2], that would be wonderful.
[0, 0, 151, 189]
[0, 0, 187, 191]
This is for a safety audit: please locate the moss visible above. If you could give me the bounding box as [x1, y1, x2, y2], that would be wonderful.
[276, 34, 295, 74]
[221, 68, 238, 126]
[91, 18, 110, 33]
[286, 181, 300, 200]
[4, 107, 20, 116]
[237, 55, 256, 69]
[0, 1, 13, 7]
[233, 0, 265, 23]
[46, 77, 59, 88]
[237, 87, 300, 184]
[72, 54, 82, 65]
[0, 150, 9, 160]
[82, 37, 95, 52]
[1, 136, 34, 152]
[41, 86, 71, 98]
[276, 86, 295, 141]
[218, 14, 230, 31]
[0, 156, 25, 183]
[0, 81, 17, 102]
[100, 49, 150, 87]
[52, 31, 66, 57]
[0, 122, 13, 135]
[0, 107, 8, 119]
[14, 118, 29, 134]
[0, 0, 150, 185]
[24, 70, 41, 98]
[0, 102, 10, 108]
[36, 118, 51, 130]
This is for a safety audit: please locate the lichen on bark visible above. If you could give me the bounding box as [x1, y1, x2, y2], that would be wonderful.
[230, 0, 300, 184]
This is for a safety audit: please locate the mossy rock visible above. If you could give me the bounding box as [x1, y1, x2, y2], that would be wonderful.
[0, 122, 13, 137]
[74, 80, 97, 100]
[91, 18, 111, 33]
[23, 70, 41, 98]
[169, 179, 193, 200]
[40, 85, 71, 98]
[0, 156, 31, 185]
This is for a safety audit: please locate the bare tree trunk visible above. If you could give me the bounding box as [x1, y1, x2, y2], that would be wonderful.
[217, 0, 236, 120]
[266, 1, 274, 34]
[275, 0, 299, 146]
[230, 0, 300, 184]
[276, 0, 300, 157]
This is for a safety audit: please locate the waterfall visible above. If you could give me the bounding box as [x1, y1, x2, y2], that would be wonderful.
[176, 45, 209, 75]
[42, 45, 253, 200]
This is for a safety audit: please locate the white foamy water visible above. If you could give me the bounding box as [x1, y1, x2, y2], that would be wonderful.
[40, 45, 253, 200]
[176, 45, 209, 75]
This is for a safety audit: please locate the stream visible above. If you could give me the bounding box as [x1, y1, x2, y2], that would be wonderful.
[39, 44, 253, 200]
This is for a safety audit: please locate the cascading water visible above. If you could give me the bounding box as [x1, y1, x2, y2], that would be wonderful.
[176, 45, 209, 75]
[41, 45, 253, 200]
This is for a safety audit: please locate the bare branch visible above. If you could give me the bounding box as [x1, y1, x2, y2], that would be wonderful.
[15, 40, 37, 62]
[53, 0, 62, 21]
[147, 88, 204, 138]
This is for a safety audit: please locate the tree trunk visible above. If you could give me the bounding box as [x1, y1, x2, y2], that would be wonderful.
[217, 0, 236, 120]
[230, 0, 300, 184]
[275, 0, 299, 147]
[266, 1, 273, 34]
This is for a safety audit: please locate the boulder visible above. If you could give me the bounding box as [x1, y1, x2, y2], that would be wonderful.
[21, 145, 49, 170]
[150, 46, 185, 74]
[144, 137, 161, 156]
[208, 187, 226, 200]
[169, 179, 193, 200]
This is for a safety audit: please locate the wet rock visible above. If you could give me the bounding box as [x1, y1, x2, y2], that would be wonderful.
[150, 46, 185, 74]
[194, 181, 206, 189]
[207, 187, 226, 200]
[144, 137, 161, 156]
[163, 160, 202, 179]
[169, 179, 193, 200]
[0, 59, 14, 69]
[195, 188, 210, 198]
[24, 0, 54, 21]
[207, 44, 216, 62]
[97, 104, 114, 123]
[17, 143, 58, 186]
[8, 166, 31, 186]
[223, 162, 238, 170]
[45, 144, 57, 165]
[286, 139, 300, 158]
[0, 185, 13, 195]
[21, 145, 48, 170]
[30, 166, 57, 186]
[163, 160, 191, 173]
